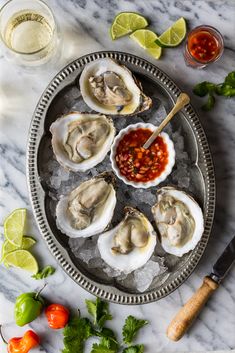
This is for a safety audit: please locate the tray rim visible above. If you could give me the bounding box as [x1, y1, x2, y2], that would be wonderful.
[26, 50, 216, 304]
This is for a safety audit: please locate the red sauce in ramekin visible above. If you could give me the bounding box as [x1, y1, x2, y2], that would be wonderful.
[115, 128, 169, 183]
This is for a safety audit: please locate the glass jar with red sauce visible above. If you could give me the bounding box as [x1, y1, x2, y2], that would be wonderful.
[184, 25, 224, 68]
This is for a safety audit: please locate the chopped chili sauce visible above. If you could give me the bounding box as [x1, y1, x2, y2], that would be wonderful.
[115, 128, 169, 183]
[188, 31, 220, 62]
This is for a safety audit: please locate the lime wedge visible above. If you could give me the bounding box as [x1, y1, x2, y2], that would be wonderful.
[110, 12, 148, 40]
[3, 249, 39, 274]
[130, 29, 162, 59]
[155, 17, 186, 47]
[21, 236, 36, 249]
[4, 208, 26, 247]
[1, 236, 36, 261]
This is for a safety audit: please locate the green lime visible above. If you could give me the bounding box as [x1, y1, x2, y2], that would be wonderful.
[130, 29, 162, 59]
[3, 249, 39, 274]
[155, 17, 186, 47]
[110, 12, 148, 40]
[4, 208, 27, 247]
[1, 236, 36, 262]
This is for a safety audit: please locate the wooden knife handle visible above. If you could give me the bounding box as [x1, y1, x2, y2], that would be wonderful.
[167, 276, 219, 341]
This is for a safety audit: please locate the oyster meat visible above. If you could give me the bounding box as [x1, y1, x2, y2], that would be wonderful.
[152, 187, 204, 257]
[50, 112, 115, 171]
[56, 172, 116, 238]
[98, 207, 157, 273]
[79, 58, 152, 115]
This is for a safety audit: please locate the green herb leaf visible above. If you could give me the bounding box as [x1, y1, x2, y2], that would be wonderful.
[201, 93, 215, 111]
[91, 343, 116, 353]
[193, 71, 235, 111]
[193, 81, 216, 97]
[32, 265, 55, 280]
[122, 344, 144, 353]
[216, 83, 235, 97]
[122, 316, 148, 345]
[86, 298, 112, 329]
[62, 317, 95, 353]
[224, 71, 235, 88]
[100, 329, 119, 351]
[92, 327, 119, 353]
[96, 328, 119, 349]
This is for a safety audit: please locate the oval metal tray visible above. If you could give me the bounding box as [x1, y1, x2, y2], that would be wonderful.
[26, 51, 215, 304]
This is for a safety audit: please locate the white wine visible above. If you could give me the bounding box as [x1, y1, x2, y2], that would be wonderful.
[0, 0, 57, 66]
[4, 11, 53, 54]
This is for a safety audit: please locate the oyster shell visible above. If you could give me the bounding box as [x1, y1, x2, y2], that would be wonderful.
[56, 172, 116, 238]
[98, 207, 157, 273]
[79, 58, 152, 115]
[151, 187, 204, 257]
[50, 112, 115, 171]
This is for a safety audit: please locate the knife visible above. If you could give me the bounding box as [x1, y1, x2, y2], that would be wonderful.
[167, 235, 235, 341]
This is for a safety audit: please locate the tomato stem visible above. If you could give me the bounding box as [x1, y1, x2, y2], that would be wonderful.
[35, 283, 47, 299]
[0, 325, 8, 344]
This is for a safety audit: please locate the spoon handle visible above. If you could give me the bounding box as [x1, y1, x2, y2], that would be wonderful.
[143, 93, 190, 149]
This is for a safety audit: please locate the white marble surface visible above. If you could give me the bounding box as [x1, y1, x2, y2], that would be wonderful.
[0, 0, 235, 352]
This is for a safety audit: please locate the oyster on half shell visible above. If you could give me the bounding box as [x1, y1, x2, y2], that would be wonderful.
[98, 207, 157, 273]
[56, 172, 116, 238]
[151, 187, 204, 257]
[50, 112, 115, 171]
[79, 58, 152, 115]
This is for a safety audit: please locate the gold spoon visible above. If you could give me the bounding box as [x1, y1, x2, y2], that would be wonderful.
[142, 93, 190, 149]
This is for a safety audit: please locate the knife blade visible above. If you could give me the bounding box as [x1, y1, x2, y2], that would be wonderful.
[210, 234, 235, 283]
[167, 235, 235, 341]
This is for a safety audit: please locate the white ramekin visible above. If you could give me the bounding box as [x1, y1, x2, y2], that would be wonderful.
[110, 123, 175, 189]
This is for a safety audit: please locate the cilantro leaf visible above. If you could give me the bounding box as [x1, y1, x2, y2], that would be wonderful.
[86, 298, 112, 329]
[193, 81, 216, 97]
[224, 71, 235, 88]
[32, 265, 55, 280]
[122, 316, 148, 345]
[201, 93, 215, 111]
[62, 317, 94, 353]
[91, 343, 116, 353]
[216, 83, 235, 97]
[92, 327, 119, 353]
[99, 328, 119, 351]
[122, 344, 144, 353]
[193, 72, 235, 111]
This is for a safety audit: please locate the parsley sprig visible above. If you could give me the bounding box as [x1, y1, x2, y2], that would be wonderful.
[62, 298, 148, 353]
[193, 71, 235, 111]
[122, 316, 148, 345]
[86, 297, 112, 329]
[62, 317, 95, 353]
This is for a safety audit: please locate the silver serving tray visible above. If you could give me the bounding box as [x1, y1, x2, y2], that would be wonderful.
[26, 51, 215, 304]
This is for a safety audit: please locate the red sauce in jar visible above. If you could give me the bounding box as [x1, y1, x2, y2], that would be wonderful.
[115, 128, 169, 183]
[188, 31, 220, 62]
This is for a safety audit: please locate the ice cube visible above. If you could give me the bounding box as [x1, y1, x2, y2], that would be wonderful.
[134, 260, 161, 292]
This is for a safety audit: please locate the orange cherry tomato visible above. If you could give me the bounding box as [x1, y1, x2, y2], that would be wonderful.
[45, 304, 69, 329]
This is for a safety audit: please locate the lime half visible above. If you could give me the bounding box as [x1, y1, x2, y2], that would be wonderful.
[3, 249, 39, 274]
[130, 29, 162, 59]
[1, 236, 36, 262]
[110, 12, 148, 40]
[4, 208, 26, 247]
[155, 17, 186, 47]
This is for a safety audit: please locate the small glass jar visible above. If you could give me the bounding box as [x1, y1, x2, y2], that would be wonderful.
[0, 0, 59, 66]
[184, 25, 224, 69]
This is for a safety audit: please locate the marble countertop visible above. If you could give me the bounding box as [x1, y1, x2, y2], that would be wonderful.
[0, 0, 235, 352]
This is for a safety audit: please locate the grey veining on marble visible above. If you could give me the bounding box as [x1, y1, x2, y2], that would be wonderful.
[0, 0, 235, 352]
